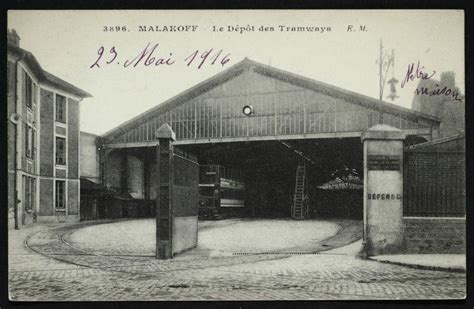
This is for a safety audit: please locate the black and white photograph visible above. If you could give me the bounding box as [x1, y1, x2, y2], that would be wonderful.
[6, 9, 466, 301]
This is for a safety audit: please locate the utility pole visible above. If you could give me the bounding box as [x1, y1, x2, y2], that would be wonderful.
[379, 39, 383, 102]
[387, 49, 399, 102]
[377, 39, 398, 102]
[376, 39, 398, 123]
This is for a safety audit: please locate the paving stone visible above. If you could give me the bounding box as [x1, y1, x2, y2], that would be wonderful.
[8, 220, 466, 301]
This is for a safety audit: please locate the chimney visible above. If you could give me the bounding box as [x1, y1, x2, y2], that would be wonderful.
[440, 71, 455, 90]
[8, 29, 20, 47]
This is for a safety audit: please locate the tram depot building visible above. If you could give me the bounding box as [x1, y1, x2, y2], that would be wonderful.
[7, 29, 465, 257]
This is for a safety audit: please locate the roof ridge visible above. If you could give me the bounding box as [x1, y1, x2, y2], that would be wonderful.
[8, 43, 92, 98]
[249, 59, 440, 122]
[100, 57, 440, 140]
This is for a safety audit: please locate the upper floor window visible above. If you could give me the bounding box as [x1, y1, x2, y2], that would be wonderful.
[24, 71, 33, 109]
[55, 94, 67, 123]
[55, 137, 66, 165]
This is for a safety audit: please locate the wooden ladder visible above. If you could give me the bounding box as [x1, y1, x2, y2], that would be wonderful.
[291, 163, 308, 220]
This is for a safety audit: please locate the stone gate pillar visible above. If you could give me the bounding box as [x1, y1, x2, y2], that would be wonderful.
[155, 124, 175, 259]
[362, 125, 406, 256]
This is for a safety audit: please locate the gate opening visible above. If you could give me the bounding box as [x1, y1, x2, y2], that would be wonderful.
[182, 137, 364, 220]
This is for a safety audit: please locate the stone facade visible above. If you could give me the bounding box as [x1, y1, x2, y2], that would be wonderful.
[7, 29, 91, 229]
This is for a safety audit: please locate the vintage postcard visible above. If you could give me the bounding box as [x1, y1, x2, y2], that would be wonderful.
[7, 10, 465, 301]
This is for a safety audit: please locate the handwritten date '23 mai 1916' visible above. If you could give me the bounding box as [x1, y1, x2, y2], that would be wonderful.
[90, 42, 231, 69]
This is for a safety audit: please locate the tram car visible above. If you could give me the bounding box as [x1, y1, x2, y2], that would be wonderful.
[198, 165, 245, 219]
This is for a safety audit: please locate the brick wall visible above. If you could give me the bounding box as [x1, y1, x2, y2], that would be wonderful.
[68, 180, 79, 215]
[39, 179, 54, 216]
[40, 89, 54, 177]
[403, 217, 465, 254]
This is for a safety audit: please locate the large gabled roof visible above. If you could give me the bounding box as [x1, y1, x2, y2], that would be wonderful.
[101, 58, 440, 140]
[8, 43, 92, 99]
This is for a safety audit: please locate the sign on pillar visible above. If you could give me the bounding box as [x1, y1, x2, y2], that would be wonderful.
[361, 124, 406, 256]
[155, 123, 176, 259]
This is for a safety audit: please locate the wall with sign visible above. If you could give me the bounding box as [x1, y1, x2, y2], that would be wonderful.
[362, 125, 405, 256]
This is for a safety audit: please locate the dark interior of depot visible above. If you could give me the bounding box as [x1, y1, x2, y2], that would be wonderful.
[90, 135, 428, 222]
[183, 137, 365, 220]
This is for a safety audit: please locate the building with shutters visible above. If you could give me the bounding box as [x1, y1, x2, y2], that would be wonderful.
[7, 29, 91, 229]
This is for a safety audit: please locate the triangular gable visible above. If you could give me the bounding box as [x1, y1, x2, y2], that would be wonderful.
[102, 58, 439, 144]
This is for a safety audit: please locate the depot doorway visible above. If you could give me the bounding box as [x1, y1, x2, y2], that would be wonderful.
[181, 137, 364, 221]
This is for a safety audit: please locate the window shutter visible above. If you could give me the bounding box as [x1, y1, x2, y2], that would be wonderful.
[24, 123, 28, 156]
[32, 129, 36, 158]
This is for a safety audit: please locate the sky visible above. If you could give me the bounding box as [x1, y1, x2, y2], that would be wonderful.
[8, 10, 464, 135]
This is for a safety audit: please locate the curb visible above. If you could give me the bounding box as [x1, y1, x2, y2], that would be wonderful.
[367, 256, 466, 273]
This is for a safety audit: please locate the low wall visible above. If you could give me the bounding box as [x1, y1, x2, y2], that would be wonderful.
[403, 217, 465, 254]
[172, 216, 198, 254]
[36, 214, 80, 224]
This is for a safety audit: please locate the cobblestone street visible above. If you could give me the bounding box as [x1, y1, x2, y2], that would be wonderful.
[8, 219, 466, 301]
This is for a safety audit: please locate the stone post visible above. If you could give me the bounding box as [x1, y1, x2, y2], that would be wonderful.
[155, 123, 176, 259]
[361, 124, 406, 256]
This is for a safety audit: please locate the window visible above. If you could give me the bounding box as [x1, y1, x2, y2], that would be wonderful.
[23, 176, 36, 211]
[55, 94, 67, 123]
[55, 137, 66, 165]
[24, 124, 35, 159]
[55, 180, 66, 209]
[24, 71, 33, 109]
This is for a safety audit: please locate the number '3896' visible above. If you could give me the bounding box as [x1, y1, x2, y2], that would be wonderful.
[103, 26, 129, 32]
